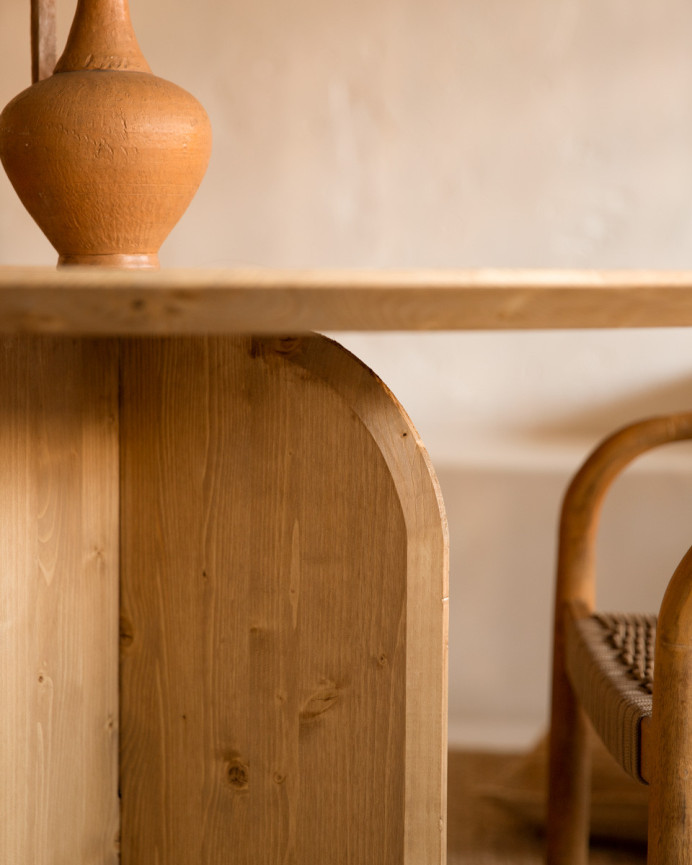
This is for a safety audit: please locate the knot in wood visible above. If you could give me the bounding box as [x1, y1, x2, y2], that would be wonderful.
[226, 759, 249, 790]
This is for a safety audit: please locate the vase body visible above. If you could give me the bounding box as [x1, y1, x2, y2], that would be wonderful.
[0, 0, 212, 268]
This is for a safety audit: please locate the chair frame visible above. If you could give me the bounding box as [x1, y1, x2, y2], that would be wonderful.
[546, 412, 692, 865]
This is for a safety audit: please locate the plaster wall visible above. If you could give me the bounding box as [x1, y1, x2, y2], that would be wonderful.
[2, 0, 692, 746]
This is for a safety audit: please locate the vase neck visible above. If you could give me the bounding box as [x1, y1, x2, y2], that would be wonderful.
[54, 0, 151, 73]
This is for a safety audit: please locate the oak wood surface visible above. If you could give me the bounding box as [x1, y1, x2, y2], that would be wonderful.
[0, 336, 120, 864]
[119, 335, 447, 863]
[2, 268, 692, 333]
[648, 543, 692, 865]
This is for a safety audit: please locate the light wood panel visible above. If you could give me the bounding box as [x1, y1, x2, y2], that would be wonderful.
[0, 337, 120, 864]
[119, 335, 447, 863]
[3, 267, 692, 333]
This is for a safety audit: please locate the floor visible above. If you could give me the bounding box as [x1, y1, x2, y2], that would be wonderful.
[447, 749, 647, 864]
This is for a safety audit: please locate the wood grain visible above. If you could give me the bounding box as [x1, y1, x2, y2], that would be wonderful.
[2, 268, 692, 333]
[119, 335, 447, 863]
[648, 543, 692, 865]
[0, 336, 120, 864]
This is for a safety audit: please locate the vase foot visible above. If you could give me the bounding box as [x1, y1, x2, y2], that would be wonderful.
[57, 253, 160, 270]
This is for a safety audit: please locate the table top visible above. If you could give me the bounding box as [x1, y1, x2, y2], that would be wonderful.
[2, 267, 692, 334]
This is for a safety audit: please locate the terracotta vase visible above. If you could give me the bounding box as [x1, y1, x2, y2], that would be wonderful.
[0, 0, 212, 268]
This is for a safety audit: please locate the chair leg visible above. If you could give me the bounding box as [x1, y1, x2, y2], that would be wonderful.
[546, 633, 591, 865]
[647, 545, 692, 865]
[647, 643, 692, 864]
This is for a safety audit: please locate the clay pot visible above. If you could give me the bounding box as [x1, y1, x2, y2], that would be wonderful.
[0, 0, 212, 268]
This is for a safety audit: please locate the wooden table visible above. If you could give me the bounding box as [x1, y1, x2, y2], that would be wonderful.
[2, 267, 688, 865]
[3, 268, 692, 333]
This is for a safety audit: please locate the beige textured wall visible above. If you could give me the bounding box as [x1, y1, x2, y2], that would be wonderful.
[3, 0, 692, 746]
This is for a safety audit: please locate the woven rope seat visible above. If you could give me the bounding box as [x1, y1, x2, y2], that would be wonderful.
[566, 612, 656, 783]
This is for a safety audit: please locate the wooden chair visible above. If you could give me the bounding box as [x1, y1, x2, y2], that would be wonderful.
[546, 412, 692, 865]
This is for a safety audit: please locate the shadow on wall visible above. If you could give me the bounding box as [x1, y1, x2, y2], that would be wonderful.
[519, 372, 692, 447]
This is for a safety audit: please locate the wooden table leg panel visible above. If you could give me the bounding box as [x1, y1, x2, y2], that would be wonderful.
[0, 337, 120, 864]
[119, 335, 447, 864]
